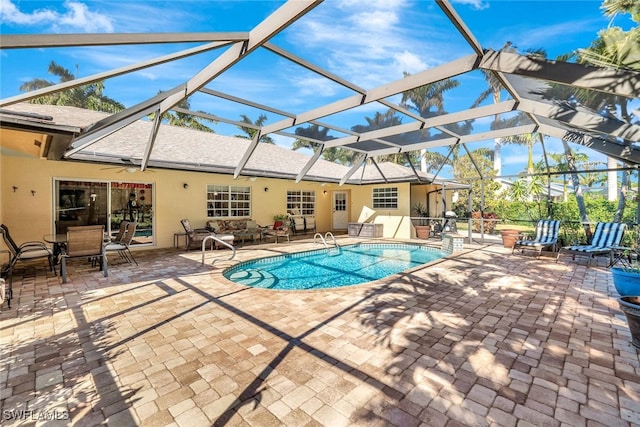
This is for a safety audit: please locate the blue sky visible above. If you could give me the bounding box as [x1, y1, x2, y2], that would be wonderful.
[1, 0, 637, 178]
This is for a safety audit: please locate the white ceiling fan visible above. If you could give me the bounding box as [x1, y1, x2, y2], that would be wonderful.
[100, 159, 155, 173]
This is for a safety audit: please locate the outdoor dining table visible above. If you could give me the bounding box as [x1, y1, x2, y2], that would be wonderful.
[43, 234, 67, 263]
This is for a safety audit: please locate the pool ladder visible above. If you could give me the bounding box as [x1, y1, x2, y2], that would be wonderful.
[201, 235, 236, 265]
[314, 232, 339, 248]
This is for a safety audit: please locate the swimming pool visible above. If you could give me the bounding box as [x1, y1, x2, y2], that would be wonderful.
[224, 243, 447, 290]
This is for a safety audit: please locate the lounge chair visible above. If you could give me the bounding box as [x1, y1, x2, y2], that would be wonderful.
[512, 219, 561, 258]
[556, 222, 626, 266]
[1, 223, 55, 308]
[61, 225, 108, 283]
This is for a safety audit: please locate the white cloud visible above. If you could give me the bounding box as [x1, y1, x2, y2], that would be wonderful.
[450, 0, 490, 11]
[1, 0, 113, 32]
[287, 0, 451, 89]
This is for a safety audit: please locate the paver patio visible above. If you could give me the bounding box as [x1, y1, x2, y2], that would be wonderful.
[1, 237, 639, 426]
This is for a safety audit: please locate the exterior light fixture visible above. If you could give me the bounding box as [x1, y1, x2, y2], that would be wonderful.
[264, 187, 269, 192]
[183, 183, 189, 189]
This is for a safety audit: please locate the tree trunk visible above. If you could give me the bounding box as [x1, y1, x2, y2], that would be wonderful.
[608, 156, 618, 201]
[562, 140, 590, 236]
[493, 138, 502, 176]
[614, 170, 629, 223]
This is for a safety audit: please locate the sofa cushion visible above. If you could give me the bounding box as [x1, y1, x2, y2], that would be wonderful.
[207, 220, 222, 232]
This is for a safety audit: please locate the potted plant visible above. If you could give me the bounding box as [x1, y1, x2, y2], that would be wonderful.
[411, 203, 431, 239]
[272, 214, 289, 229]
[499, 228, 522, 249]
[611, 263, 640, 297]
[618, 296, 640, 349]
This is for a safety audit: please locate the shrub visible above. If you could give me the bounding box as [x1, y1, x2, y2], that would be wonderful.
[471, 211, 498, 233]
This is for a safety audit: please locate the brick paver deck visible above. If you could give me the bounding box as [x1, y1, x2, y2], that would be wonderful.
[1, 237, 639, 426]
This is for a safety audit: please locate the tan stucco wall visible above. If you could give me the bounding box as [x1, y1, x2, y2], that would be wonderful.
[2, 131, 467, 247]
[1, 154, 430, 248]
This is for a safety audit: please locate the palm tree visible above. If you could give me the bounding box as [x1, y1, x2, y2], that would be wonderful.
[20, 61, 125, 113]
[236, 114, 274, 143]
[470, 42, 518, 176]
[351, 109, 420, 166]
[578, 0, 639, 71]
[157, 96, 215, 132]
[292, 123, 358, 165]
[574, 0, 639, 217]
[400, 76, 461, 172]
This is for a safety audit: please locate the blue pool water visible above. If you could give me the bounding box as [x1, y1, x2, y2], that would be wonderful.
[224, 243, 447, 290]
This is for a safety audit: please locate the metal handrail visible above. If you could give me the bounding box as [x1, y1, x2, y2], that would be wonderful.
[314, 232, 339, 248]
[313, 232, 328, 248]
[201, 235, 236, 265]
[324, 232, 339, 247]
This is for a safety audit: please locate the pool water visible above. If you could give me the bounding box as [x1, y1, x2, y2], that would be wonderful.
[224, 243, 446, 290]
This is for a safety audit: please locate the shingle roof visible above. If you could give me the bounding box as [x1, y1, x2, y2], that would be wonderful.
[1, 102, 466, 186]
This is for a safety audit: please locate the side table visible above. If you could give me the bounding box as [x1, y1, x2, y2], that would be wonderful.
[174, 232, 188, 249]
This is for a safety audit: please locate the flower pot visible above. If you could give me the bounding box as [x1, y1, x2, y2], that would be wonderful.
[617, 296, 640, 349]
[611, 267, 640, 296]
[500, 229, 521, 249]
[415, 225, 431, 239]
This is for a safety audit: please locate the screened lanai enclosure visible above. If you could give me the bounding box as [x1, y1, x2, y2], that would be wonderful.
[1, 0, 639, 234]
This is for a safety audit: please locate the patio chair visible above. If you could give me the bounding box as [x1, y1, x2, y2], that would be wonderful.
[105, 221, 138, 265]
[109, 220, 129, 243]
[180, 219, 212, 250]
[512, 219, 561, 258]
[556, 222, 626, 266]
[263, 220, 290, 243]
[1, 223, 55, 308]
[61, 225, 108, 283]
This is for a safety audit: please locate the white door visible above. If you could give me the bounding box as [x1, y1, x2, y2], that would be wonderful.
[332, 191, 348, 229]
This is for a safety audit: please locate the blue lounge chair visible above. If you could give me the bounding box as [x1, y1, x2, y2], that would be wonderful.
[556, 222, 626, 266]
[512, 219, 561, 258]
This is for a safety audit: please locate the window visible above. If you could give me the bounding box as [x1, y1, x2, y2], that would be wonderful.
[372, 187, 398, 209]
[287, 190, 315, 215]
[207, 185, 251, 217]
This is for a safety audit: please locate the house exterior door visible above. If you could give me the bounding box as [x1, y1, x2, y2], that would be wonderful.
[332, 191, 348, 230]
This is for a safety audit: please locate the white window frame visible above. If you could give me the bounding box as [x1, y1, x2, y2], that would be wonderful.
[207, 185, 251, 218]
[372, 187, 398, 209]
[287, 190, 316, 216]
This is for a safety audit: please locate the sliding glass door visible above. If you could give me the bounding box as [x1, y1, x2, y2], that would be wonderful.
[54, 179, 154, 246]
[109, 182, 153, 244]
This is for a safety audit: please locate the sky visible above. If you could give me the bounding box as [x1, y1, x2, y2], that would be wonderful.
[0, 0, 637, 179]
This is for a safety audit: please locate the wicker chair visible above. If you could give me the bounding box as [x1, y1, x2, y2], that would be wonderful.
[61, 225, 108, 283]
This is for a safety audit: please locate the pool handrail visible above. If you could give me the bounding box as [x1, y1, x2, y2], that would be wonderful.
[201, 235, 236, 265]
[325, 232, 339, 247]
[314, 232, 339, 248]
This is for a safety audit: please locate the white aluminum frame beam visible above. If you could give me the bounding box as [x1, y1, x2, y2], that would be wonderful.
[0, 32, 249, 48]
[1, 41, 231, 107]
[538, 123, 640, 164]
[322, 100, 516, 149]
[261, 54, 478, 136]
[518, 98, 640, 142]
[480, 50, 640, 98]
